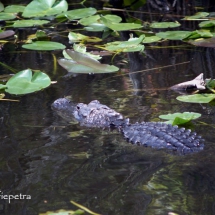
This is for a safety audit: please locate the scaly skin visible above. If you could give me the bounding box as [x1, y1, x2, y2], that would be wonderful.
[52, 98, 204, 154]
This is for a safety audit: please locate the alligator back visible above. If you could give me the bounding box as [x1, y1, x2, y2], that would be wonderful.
[122, 122, 204, 154]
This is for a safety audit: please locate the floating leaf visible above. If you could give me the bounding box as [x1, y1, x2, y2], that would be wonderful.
[84, 23, 109, 32]
[142, 35, 161, 43]
[177, 94, 215, 103]
[183, 12, 209, 20]
[68, 32, 102, 43]
[22, 0, 68, 18]
[100, 16, 142, 31]
[159, 112, 201, 125]
[187, 30, 213, 39]
[156, 31, 192, 40]
[79, 15, 100, 26]
[0, 69, 51, 95]
[22, 41, 65, 50]
[0, 2, 4, 12]
[0, 12, 16, 21]
[104, 35, 145, 52]
[0, 30, 15, 39]
[58, 50, 119, 74]
[57, 7, 97, 21]
[150, 22, 180, 28]
[4, 5, 25, 13]
[199, 20, 215, 28]
[13, 20, 49, 27]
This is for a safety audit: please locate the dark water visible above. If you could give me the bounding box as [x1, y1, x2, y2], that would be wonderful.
[0, 1, 215, 215]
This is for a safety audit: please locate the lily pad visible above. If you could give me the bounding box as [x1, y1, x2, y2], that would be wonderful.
[100, 16, 142, 31]
[22, 41, 65, 50]
[183, 12, 209, 20]
[0, 69, 51, 95]
[68, 32, 102, 43]
[13, 20, 49, 28]
[142, 35, 161, 43]
[104, 35, 145, 52]
[177, 94, 215, 103]
[57, 7, 97, 21]
[4, 5, 25, 13]
[156, 31, 192, 40]
[0, 12, 16, 21]
[0, 30, 15, 39]
[58, 50, 119, 73]
[22, 0, 68, 18]
[199, 20, 215, 28]
[159, 112, 201, 125]
[150, 22, 180, 28]
[187, 30, 213, 39]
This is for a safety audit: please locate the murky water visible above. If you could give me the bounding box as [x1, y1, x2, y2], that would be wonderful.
[0, 1, 215, 215]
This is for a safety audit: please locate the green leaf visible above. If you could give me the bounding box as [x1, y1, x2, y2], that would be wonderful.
[150, 22, 180, 28]
[4, 69, 51, 95]
[0, 2, 4, 12]
[4, 5, 25, 13]
[0, 12, 16, 21]
[183, 12, 209, 20]
[187, 30, 213, 39]
[159, 112, 201, 125]
[104, 34, 145, 52]
[177, 94, 215, 103]
[58, 50, 119, 74]
[100, 16, 142, 31]
[199, 20, 215, 28]
[142, 35, 161, 43]
[68, 32, 102, 43]
[57, 7, 97, 21]
[13, 20, 49, 27]
[22, 41, 65, 50]
[22, 0, 68, 18]
[156, 31, 192, 40]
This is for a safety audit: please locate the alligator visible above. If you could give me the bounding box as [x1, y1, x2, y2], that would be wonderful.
[52, 98, 204, 154]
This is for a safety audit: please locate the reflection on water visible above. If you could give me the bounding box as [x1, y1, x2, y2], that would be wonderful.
[0, 1, 215, 214]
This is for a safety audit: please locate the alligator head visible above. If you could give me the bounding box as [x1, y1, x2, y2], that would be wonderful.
[52, 98, 129, 127]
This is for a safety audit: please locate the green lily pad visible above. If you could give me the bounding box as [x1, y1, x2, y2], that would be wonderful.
[13, 20, 49, 28]
[22, 0, 68, 18]
[183, 12, 209, 20]
[100, 16, 142, 31]
[199, 20, 215, 28]
[68, 32, 102, 43]
[0, 12, 16, 21]
[4, 5, 25, 13]
[177, 94, 215, 103]
[159, 112, 201, 125]
[104, 34, 145, 52]
[0, 69, 51, 95]
[57, 7, 97, 21]
[0, 2, 4, 12]
[22, 41, 65, 50]
[187, 30, 213, 39]
[142, 35, 161, 43]
[156, 31, 192, 40]
[58, 50, 119, 74]
[150, 22, 180, 28]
